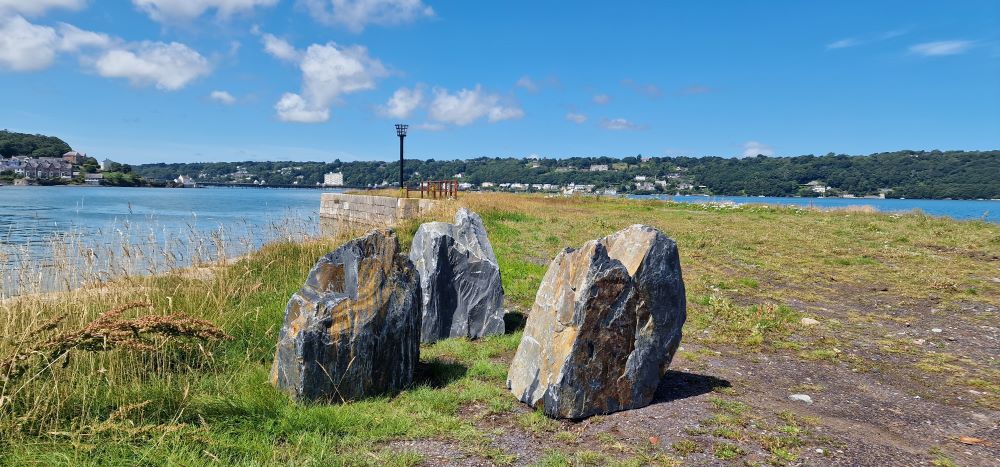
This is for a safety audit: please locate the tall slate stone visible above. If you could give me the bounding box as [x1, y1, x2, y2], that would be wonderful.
[507, 224, 685, 419]
[271, 229, 421, 402]
[410, 208, 505, 343]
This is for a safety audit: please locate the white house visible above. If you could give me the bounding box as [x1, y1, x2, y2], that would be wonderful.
[174, 175, 196, 187]
[101, 158, 115, 171]
[805, 180, 828, 194]
[323, 171, 344, 187]
[589, 164, 609, 172]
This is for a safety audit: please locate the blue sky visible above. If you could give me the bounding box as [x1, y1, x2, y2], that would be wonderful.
[1, 1, 997, 164]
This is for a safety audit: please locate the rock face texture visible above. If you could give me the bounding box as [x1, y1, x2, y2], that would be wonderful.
[409, 208, 505, 343]
[271, 229, 421, 402]
[507, 224, 686, 419]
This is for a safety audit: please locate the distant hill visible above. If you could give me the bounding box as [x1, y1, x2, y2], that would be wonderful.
[0, 130, 72, 158]
[133, 150, 1000, 200]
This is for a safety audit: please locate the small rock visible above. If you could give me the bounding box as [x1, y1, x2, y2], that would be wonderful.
[800, 317, 820, 326]
[913, 339, 926, 345]
[931, 328, 943, 333]
[789, 394, 813, 404]
[816, 448, 824, 454]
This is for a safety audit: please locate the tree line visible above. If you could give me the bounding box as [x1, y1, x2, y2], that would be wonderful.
[132, 150, 999, 199]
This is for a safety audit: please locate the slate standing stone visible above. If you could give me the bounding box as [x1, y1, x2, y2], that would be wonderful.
[507, 224, 686, 419]
[270, 229, 421, 402]
[410, 208, 505, 343]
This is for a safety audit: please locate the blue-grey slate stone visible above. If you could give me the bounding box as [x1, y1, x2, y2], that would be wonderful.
[410, 208, 505, 343]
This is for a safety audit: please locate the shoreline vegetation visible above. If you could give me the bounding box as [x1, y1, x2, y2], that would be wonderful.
[1, 193, 997, 465]
[3, 131, 999, 198]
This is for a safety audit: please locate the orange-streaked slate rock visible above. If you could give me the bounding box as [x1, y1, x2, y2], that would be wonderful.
[271, 229, 421, 401]
[507, 224, 685, 418]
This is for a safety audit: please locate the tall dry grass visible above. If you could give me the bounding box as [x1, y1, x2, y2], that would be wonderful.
[0, 211, 331, 439]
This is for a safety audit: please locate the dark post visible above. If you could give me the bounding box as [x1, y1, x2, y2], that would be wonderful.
[395, 124, 408, 196]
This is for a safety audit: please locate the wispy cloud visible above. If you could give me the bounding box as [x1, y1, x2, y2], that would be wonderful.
[621, 78, 661, 98]
[209, 90, 237, 104]
[302, 0, 435, 33]
[679, 84, 712, 95]
[592, 93, 610, 105]
[826, 38, 862, 50]
[826, 28, 909, 50]
[565, 112, 587, 124]
[515, 76, 538, 92]
[909, 40, 975, 56]
[600, 118, 643, 131]
[741, 141, 773, 158]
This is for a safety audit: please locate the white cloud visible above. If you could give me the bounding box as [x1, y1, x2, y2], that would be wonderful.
[428, 85, 523, 126]
[379, 85, 423, 118]
[600, 118, 641, 130]
[826, 38, 860, 49]
[275, 42, 387, 123]
[275, 93, 329, 122]
[592, 93, 610, 105]
[132, 0, 278, 23]
[0, 0, 85, 17]
[209, 90, 237, 104]
[261, 33, 300, 62]
[515, 76, 538, 92]
[57, 23, 115, 52]
[302, 0, 434, 32]
[741, 141, 773, 158]
[0, 15, 58, 71]
[909, 40, 975, 56]
[565, 112, 587, 124]
[92, 41, 212, 90]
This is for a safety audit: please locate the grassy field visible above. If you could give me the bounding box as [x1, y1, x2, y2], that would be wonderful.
[1, 193, 997, 465]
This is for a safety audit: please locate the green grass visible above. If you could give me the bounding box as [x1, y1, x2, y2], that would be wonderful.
[2, 192, 998, 464]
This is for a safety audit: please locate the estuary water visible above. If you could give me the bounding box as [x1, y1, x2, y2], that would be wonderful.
[1, 186, 995, 295]
[630, 194, 998, 223]
[0, 186, 333, 295]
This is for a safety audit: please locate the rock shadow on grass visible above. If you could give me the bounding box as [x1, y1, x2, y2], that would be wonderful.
[503, 311, 527, 333]
[415, 360, 468, 388]
[652, 370, 730, 404]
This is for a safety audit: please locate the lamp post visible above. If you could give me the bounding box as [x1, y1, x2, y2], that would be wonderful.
[395, 123, 408, 197]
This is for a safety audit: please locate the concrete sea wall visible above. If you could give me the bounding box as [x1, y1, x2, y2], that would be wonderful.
[320, 193, 435, 230]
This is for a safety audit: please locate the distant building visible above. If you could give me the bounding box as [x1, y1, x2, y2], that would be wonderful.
[62, 151, 87, 165]
[174, 175, 196, 187]
[323, 171, 344, 187]
[634, 175, 647, 181]
[5, 156, 72, 179]
[805, 180, 828, 194]
[101, 158, 115, 171]
[589, 164, 609, 172]
[480, 182, 495, 188]
[84, 173, 103, 185]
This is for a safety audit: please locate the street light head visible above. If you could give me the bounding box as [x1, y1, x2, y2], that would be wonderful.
[395, 123, 408, 137]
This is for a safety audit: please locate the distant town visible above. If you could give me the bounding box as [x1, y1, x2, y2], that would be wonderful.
[2, 131, 997, 199]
